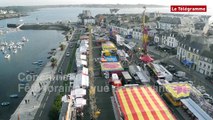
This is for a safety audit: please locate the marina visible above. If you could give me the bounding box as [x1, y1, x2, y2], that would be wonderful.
[0, 36, 29, 59]
[0, 29, 64, 119]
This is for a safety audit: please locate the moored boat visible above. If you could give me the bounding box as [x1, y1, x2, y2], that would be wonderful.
[13, 49, 17, 54]
[22, 36, 29, 42]
[4, 54, 10, 59]
[1, 102, 10, 106]
[32, 62, 38, 65]
[10, 94, 18, 98]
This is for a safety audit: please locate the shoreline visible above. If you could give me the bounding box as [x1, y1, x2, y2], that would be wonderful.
[0, 14, 28, 21]
[9, 30, 72, 120]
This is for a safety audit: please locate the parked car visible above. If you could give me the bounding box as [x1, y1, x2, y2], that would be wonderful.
[58, 70, 63, 75]
[174, 71, 186, 78]
[166, 65, 177, 73]
[187, 81, 193, 85]
[205, 76, 213, 80]
[69, 44, 73, 48]
[159, 61, 167, 66]
[66, 52, 70, 56]
[1, 102, 10, 106]
[178, 76, 189, 81]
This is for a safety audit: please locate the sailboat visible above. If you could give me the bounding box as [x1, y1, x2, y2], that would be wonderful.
[4, 54, 10, 59]
[13, 49, 17, 54]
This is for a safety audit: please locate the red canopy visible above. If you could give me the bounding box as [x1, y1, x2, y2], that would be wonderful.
[140, 55, 154, 63]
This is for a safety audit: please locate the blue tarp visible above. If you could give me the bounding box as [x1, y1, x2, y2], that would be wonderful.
[182, 59, 193, 66]
[105, 56, 118, 62]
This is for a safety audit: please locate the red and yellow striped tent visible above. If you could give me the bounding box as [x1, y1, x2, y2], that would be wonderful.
[115, 86, 176, 120]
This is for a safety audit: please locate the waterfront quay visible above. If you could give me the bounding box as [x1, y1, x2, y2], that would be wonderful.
[7, 22, 74, 31]
[9, 29, 74, 120]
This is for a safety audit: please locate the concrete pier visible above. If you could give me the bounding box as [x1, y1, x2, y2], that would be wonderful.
[7, 22, 73, 31]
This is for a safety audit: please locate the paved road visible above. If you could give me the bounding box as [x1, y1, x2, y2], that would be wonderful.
[34, 30, 79, 120]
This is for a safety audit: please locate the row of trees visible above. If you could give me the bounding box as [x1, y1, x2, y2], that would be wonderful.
[50, 43, 66, 68]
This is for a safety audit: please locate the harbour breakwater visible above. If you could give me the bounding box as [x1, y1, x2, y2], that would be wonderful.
[7, 23, 72, 31]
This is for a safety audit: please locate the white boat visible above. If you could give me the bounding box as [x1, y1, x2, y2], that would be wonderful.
[1, 102, 10, 106]
[4, 54, 10, 59]
[22, 36, 29, 42]
[9, 41, 14, 46]
[13, 49, 17, 54]
[32, 62, 38, 65]
[17, 45, 22, 49]
[38, 60, 43, 63]
[8, 45, 12, 50]
[10, 94, 18, 98]
[0, 46, 4, 51]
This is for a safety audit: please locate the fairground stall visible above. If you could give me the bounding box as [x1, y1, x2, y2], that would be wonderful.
[163, 83, 191, 106]
[101, 62, 124, 76]
[146, 63, 173, 82]
[111, 86, 176, 120]
[180, 98, 213, 120]
[102, 41, 117, 51]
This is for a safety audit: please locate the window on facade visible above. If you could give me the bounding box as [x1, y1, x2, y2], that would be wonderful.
[206, 71, 209, 75]
[188, 53, 190, 58]
[192, 55, 195, 61]
[208, 65, 210, 69]
[204, 64, 206, 68]
[200, 62, 202, 66]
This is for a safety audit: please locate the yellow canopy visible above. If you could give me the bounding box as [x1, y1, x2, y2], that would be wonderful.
[164, 83, 191, 100]
[102, 41, 117, 51]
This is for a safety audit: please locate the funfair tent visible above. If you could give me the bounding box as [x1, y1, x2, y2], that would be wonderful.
[82, 67, 88, 75]
[101, 62, 124, 72]
[80, 54, 87, 60]
[114, 86, 176, 120]
[102, 41, 117, 51]
[163, 83, 191, 100]
[70, 88, 86, 98]
[74, 98, 87, 107]
[140, 55, 154, 63]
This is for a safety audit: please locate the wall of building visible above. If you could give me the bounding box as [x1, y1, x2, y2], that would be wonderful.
[197, 57, 213, 76]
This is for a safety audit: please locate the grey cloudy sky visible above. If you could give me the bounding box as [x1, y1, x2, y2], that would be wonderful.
[0, 0, 212, 7]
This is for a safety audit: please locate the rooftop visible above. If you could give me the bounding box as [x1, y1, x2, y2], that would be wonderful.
[114, 86, 176, 120]
[159, 17, 181, 24]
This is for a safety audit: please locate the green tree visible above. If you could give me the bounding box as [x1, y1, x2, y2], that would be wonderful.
[51, 57, 57, 68]
[145, 15, 149, 23]
[156, 17, 161, 21]
[59, 44, 65, 51]
[49, 95, 62, 120]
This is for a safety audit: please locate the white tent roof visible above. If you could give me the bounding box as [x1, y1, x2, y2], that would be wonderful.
[61, 95, 69, 102]
[81, 60, 87, 66]
[73, 73, 89, 89]
[80, 46, 87, 53]
[80, 54, 87, 60]
[80, 40, 89, 45]
[82, 67, 88, 75]
[75, 98, 87, 107]
[71, 88, 86, 98]
[82, 74, 89, 87]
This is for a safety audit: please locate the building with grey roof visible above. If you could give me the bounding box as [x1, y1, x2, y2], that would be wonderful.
[177, 34, 213, 76]
[157, 17, 181, 30]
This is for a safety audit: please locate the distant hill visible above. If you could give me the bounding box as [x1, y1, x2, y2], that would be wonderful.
[0, 4, 166, 13]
